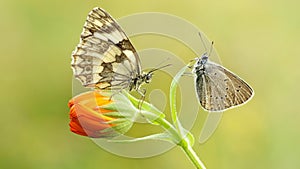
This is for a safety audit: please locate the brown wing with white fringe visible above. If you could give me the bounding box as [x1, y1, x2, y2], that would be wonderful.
[195, 61, 253, 112]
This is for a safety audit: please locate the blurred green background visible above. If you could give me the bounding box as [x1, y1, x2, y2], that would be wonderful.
[1, 0, 299, 168]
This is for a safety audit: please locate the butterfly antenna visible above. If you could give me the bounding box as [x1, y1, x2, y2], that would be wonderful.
[198, 32, 208, 54]
[153, 57, 170, 68]
[208, 41, 214, 57]
[148, 64, 172, 73]
[147, 57, 172, 73]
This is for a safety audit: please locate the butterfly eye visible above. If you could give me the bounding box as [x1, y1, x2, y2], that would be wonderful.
[145, 74, 152, 83]
[200, 55, 208, 65]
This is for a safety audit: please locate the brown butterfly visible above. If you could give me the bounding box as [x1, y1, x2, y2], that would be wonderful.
[193, 33, 254, 112]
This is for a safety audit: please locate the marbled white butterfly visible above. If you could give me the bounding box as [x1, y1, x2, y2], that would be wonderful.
[71, 7, 153, 94]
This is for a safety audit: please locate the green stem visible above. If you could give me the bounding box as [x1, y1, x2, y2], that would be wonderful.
[154, 117, 206, 169]
[170, 65, 189, 129]
[126, 77, 206, 168]
[179, 139, 207, 169]
[169, 64, 193, 135]
[153, 115, 182, 143]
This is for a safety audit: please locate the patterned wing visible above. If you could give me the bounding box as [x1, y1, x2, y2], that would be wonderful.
[71, 7, 142, 90]
[195, 61, 253, 112]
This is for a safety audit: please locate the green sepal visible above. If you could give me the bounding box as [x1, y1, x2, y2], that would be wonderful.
[103, 111, 131, 118]
[107, 132, 175, 143]
[100, 120, 133, 137]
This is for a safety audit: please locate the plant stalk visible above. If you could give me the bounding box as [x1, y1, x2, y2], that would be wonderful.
[154, 117, 206, 169]
[180, 139, 207, 169]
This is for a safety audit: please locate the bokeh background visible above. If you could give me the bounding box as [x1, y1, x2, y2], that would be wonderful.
[1, 0, 299, 169]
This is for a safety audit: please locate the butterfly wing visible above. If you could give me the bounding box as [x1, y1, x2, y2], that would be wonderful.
[71, 7, 142, 90]
[195, 61, 253, 112]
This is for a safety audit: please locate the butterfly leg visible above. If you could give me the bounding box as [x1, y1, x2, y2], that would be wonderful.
[106, 86, 128, 101]
[182, 72, 194, 77]
[137, 88, 146, 110]
[108, 90, 121, 101]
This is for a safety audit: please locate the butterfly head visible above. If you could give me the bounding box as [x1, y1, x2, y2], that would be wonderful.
[141, 64, 171, 85]
[195, 52, 209, 66]
[143, 72, 153, 84]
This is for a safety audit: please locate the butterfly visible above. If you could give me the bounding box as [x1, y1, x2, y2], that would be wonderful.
[71, 7, 153, 94]
[193, 33, 254, 112]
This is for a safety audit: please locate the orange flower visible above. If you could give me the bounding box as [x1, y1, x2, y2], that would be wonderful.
[68, 91, 133, 138]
